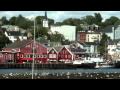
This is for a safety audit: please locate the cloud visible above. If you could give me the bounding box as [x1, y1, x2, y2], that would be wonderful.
[0, 11, 120, 22]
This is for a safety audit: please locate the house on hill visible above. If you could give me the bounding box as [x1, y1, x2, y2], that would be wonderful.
[4, 31, 27, 42]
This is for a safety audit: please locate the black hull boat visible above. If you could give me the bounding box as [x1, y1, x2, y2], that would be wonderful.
[0, 63, 96, 69]
[73, 63, 96, 69]
[114, 61, 120, 68]
[72, 60, 96, 69]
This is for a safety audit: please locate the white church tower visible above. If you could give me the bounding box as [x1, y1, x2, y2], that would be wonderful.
[43, 11, 49, 28]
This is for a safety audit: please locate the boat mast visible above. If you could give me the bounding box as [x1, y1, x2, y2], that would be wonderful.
[32, 17, 36, 79]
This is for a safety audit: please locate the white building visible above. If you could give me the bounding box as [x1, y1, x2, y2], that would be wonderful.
[107, 41, 120, 60]
[50, 25, 76, 41]
[5, 31, 27, 43]
[86, 31, 102, 42]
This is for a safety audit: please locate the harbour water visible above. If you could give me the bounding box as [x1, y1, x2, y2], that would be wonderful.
[0, 68, 120, 74]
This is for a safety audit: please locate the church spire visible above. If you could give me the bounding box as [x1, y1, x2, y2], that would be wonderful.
[45, 11, 47, 20]
[43, 11, 49, 28]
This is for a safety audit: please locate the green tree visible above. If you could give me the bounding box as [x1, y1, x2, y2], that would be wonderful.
[94, 13, 102, 25]
[49, 32, 65, 42]
[82, 15, 95, 25]
[0, 32, 12, 50]
[9, 16, 17, 25]
[1, 16, 9, 25]
[62, 18, 81, 26]
[104, 16, 119, 26]
[98, 33, 110, 56]
[31, 26, 49, 38]
[114, 20, 120, 25]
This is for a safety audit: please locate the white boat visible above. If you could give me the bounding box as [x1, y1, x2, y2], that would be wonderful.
[73, 60, 84, 64]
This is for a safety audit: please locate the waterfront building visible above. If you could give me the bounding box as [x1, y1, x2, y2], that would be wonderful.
[1, 39, 48, 63]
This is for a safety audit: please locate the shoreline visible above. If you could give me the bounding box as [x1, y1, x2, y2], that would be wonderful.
[0, 72, 120, 79]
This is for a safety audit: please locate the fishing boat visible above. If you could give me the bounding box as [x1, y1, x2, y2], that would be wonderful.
[72, 57, 96, 68]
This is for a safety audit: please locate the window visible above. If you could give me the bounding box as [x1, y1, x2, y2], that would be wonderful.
[30, 55, 33, 58]
[65, 55, 67, 58]
[49, 54, 53, 58]
[41, 55, 43, 58]
[20, 54, 23, 58]
[32, 55, 36, 58]
[26, 55, 28, 58]
[68, 55, 71, 58]
[39, 55, 41, 58]
[61, 55, 64, 58]
[44, 55, 47, 58]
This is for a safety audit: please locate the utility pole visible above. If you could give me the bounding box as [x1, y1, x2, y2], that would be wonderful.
[32, 17, 36, 79]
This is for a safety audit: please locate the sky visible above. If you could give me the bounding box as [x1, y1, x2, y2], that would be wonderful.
[0, 11, 120, 22]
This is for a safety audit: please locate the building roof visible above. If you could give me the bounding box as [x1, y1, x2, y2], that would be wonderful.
[6, 31, 27, 36]
[70, 47, 86, 53]
[102, 25, 118, 33]
[108, 39, 119, 45]
[4, 39, 33, 48]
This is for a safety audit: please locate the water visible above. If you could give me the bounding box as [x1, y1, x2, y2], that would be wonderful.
[0, 68, 120, 74]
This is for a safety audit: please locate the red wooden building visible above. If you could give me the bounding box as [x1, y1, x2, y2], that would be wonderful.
[1, 39, 48, 63]
[77, 31, 86, 43]
[58, 46, 74, 63]
[48, 48, 58, 62]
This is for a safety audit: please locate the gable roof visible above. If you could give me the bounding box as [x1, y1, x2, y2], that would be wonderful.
[48, 48, 58, 54]
[4, 39, 33, 48]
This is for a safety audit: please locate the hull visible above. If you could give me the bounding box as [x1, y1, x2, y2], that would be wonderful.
[114, 61, 120, 68]
[73, 63, 96, 69]
[0, 63, 96, 69]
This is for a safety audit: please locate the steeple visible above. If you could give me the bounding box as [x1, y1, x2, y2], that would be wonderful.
[43, 11, 49, 28]
[45, 11, 47, 20]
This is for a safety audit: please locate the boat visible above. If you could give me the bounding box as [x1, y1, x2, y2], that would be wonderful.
[113, 60, 120, 68]
[72, 57, 96, 69]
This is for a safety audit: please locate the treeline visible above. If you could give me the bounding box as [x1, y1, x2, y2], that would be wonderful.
[56, 13, 120, 31]
[0, 15, 54, 30]
[1, 13, 120, 30]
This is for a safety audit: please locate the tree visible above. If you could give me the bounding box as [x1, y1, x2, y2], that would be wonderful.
[50, 32, 65, 42]
[31, 26, 49, 39]
[82, 15, 95, 25]
[9, 16, 17, 25]
[98, 33, 110, 56]
[104, 16, 119, 26]
[48, 19, 54, 25]
[55, 22, 62, 25]
[1, 16, 9, 25]
[14, 15, 33, 29]
[62, 18, 81, 26]
[114, 20, 120, 25]
[94, 13, 102, 25]
[0, 32, 12, 50]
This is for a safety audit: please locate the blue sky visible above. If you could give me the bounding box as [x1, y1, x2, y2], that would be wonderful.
[0, 11, 120, 22]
